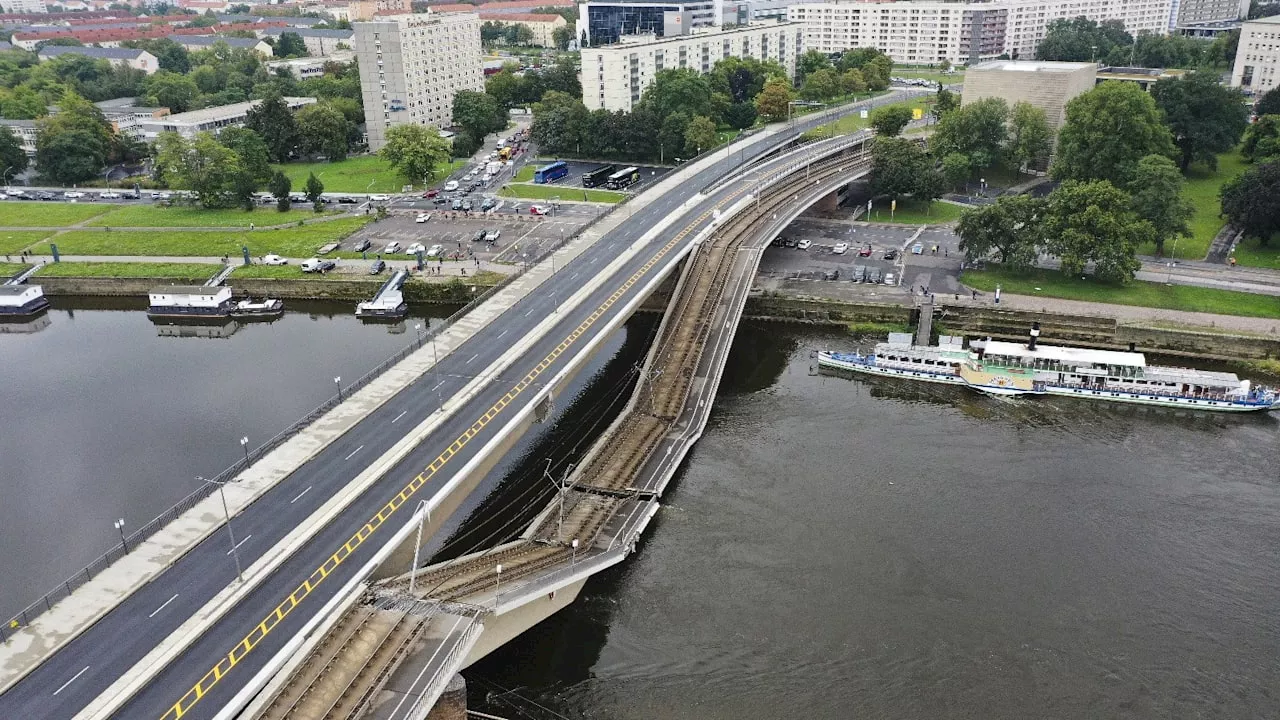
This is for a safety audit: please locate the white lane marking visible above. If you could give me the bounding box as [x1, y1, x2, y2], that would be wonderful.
[227, 535, 252, 555]
[569, 272, 578, 280]
[432, 381, 445, 391]
[497, 329, 507, 339]
[149, 594, 179, 618]
[466, 353, 478, 364]
[53, 666, 89, 696]
[525, 307, 535, 316]
[291, 486, 313, 504]
[344, 445, 364, 461]
[391, 410, 407, 423]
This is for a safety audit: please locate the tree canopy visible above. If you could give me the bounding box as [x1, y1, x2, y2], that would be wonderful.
[1242, 114, 1280, 164]
[1220, 159, 1280, 246]
[35, 91, 114, 185]
[1042, 180, 1151, 282]
[1150, 71, 1249, 171]
[1129, 154, 1193, 255]
[379, 124, 452, 185]
[869, 104, 912, 137]
[1053, 81, 1175, 187]
[956, 194, 1044, 269]
[1035, 17, 1133, 63]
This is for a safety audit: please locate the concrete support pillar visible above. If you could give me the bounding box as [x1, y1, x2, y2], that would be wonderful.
[426, 673, 467, 720]
[812, 190, 840, 215]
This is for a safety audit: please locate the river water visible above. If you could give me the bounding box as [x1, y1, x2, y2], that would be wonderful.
[3, 303, 1279, 719]
[469, 321, 1280, 720]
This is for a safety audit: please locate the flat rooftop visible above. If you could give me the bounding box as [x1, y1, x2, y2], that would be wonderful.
[982, 340, 1145, 368]
[969, 60, 1095, 73]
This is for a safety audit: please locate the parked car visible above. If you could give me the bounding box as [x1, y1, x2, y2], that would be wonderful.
[301, 258, 336, 273]
[64, 191, 84, 199]
[353, 239, 372, 252]
[883, 272, 896, 285]
[783, 237, 798, 248]
[451, 198, 463, 210]
[0, 193, 9, 200]
[427, 243, 444, 257]
[883, 249, 899, 260]
[370, 194, 390, 202]
[370, 259, 386, 274]
[481, 197, 496, 211]
[529, 204, 549, 215]
[833, 242, 849, 254]
[337, 196, 357, 203]
[461, 199, 473, 211]
[484, 229, 501, 242]
[444, 180, 459, 192]
[796, 239, 811, 250]
[433, 197, 448, 205]
[911, 243, 924, 255]
[37, 192, 55, 201]
[101, 191, 121, 199]
[406, 242, 425, 255]
[415, 213, 430, 223]
[858, 245, 873, 257]
[384, 241, 402, 254]
[290, 193, 306, 203]
[262, 254, 288, 265]
[423, 189, 439, 198]
[473, 230, 487, 242]
[7, 189, 26, 197]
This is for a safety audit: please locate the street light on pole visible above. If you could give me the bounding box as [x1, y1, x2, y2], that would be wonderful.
[114, 518, 127, 553]
[196, 476, 243, 582]
[494, 564, 503, 608]
[414, 322, 424, 348]
[334, 376, 343, 401]
[571, 538, 579, 566]
[408, 500, 430, 596]
[239, 436, 249, 466]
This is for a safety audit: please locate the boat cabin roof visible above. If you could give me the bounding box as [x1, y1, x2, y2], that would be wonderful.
[0, 284, 39, 295]
[149, 285, 229, 295]
[981, 340, 1145, 368]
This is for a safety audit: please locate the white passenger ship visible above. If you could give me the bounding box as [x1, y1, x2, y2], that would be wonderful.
[819, 327, 1280, 413]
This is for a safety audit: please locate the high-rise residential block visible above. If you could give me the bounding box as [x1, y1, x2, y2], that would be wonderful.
[1231, 15, 1280, 94]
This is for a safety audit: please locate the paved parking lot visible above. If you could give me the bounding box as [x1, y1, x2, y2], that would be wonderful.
[535, 160, 673, 192]
[342, 209, 592, 266]
[394, 195, 603, 219]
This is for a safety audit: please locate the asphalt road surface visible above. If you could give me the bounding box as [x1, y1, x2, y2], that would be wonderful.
[0, 93, 916, 720]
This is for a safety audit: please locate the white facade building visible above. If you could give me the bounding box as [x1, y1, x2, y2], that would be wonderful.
[354, 11, 484, 150]
[1174, 0, 1248, 27]
[135, 97, 317, 141]
[788, 0, 1176, 65]
[4, 0, 46, 13]
[584, 20, 802, 112]
[1231, 15, 1280, 93]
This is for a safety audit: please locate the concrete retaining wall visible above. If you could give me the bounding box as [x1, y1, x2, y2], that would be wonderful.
[37, 276, 493, 303]
[744, 293, 914, 325]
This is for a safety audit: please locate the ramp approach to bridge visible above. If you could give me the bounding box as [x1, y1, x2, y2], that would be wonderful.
[0, 90, 915, 720]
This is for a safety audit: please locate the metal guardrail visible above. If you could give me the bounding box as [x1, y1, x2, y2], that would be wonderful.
[399, 607, 484, 720]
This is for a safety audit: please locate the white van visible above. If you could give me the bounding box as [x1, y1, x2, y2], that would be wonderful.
[300, 258, 323, 272]
[444, 180, 459, 192]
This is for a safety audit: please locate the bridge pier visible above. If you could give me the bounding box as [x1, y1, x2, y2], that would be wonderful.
[811, 189, 841, 215]
[425, 674, 466, 720]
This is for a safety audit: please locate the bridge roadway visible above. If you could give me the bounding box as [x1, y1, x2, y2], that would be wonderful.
[0, 94, 916, 720]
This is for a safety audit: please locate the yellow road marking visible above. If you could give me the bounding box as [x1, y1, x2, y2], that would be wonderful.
[160, 186, 746, 720]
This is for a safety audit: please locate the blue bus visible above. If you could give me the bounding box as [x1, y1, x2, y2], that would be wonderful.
[533, 161, 569, 184]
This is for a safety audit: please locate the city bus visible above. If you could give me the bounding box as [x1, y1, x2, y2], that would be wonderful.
[582, 164, 616, 188]
[604, 166, 640, 190]
[533, 161, 569, 184]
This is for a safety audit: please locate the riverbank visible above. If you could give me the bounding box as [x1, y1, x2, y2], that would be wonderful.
[744, 289, 1280, 363]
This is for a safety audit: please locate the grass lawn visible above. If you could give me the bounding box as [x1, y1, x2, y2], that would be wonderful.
[274, 156, 465, 194]
[0, 262, 29, 277]
[1145, 150, 1249, 260]
[513, 165, 535, 182]
[498, 183, 625, 203]
[0, 202, 112, 227]
[86, 205, 331, 228]
[816, 96, 936, 137]
[35, 261, 217, 279]
[964, 267, 1280, 319]
[1230, 235, 1280, 270]
[0, 231, 52, 254]
[895, 69, 964, 85]
[231, 264, 361, 279]
[865, 198, 964, 224]
[30, 217, 371, 258]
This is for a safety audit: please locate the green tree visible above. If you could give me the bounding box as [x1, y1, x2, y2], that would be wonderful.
[143, 70, 199, 113]
[800, 67, 840, 101]
[754, 78, 792, 123]
[1255, 86, 1280, 117]
[933, 87, 959, 118]
[552, 25, 574, 50]
[379, 123, 451, 185]
[452, 89, 506, 141]
[0, 125, 27, 177]
[1042, 180, 1151, 282]
[956, 194, 1045, 268]
[218, 126, 272, 184]
[154, 131, 243, 209]
[485, 65, 522, 107]
[1007, 100, 1052, 170]
[862, 55, 892, 91]
[244, 92, 300, 162]
[1206, 28, 1240, 69]
[295, 101, 352, 160]
[540, 55, 581, 97]
[930, 97, 1008, 172]
[274, 31, 308, 57]
[0, 86, 47, 119]
[1129, 154, 1193, 256]
[683, 114, 718, 156]
[870, 137, 939, 200]
[1053, 81, 1175, 187]
[1035, 17, 1133, 62]
[139, 38, 190, 73]
[797, 49, 832, 81]
[640, 68, 712, 121]
[304, 171, 324, 211]
[34, 91, 113, 185]
[940, 152, 970, 191]
[869, 104, 912, 136]
[1242, 114, 1280, 163]
[1220, 159, 1280, 246]
[723, 101, 757, 130]
[1150, 71, 1249, 172]
[268, 170, 291, 212]
[530, 90, 588, 154]
[839, 68, 866, 95]
[709, 56, 779, 104]
[658, 111, 690, 162]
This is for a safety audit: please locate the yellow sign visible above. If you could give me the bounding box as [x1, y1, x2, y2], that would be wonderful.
[891, 199, 897, 212]
[912, 108, 924, 120]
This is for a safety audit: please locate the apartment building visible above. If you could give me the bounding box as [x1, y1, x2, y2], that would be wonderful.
[354, 11, 484, 150]
[136, 97, 316, 140]
[480, 13, 568, 47]
[263, 27, 355, 55]
[1231, 15, 1280, 93]
[788, 0, 1176, 65]
[583, 20, 803, 111]
[37, 46, 159, 74]
[578, 0, 721, 46]
[1174, 0, 1248, 28]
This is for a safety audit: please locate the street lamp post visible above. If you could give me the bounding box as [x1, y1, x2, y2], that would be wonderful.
[408, 500, 430, 596]
[414, 322, 424, 348]
[113, 518, 127, 553]
[334, 376, 343, 401]
[197, 476, 243, 582]
[494, 564, 503, 608]
[571, 538, 579, 566]
[239, 436, 249, 466]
